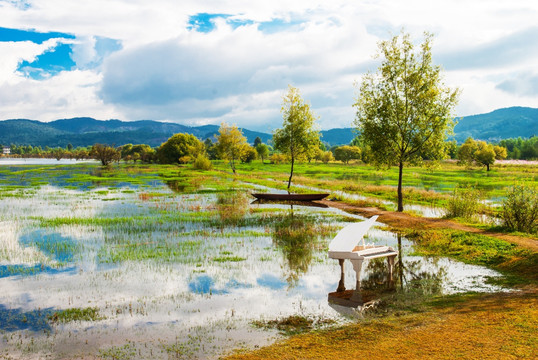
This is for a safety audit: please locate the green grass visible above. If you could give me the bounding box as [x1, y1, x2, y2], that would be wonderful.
[251, 315, 336, 336]
[98, 240, 203, 263]
[213, 255, 247, 262]
[225, 160, 537, 207]
[48, 307, 103, 323]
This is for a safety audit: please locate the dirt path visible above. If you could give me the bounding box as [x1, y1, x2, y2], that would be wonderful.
[319, 199, 538, 252]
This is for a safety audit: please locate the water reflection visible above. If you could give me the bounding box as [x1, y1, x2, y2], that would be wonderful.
[0, 304, 54, 332]
[0, 264, 76, 278]
[272, 209, 322, 287]
[0, 180, 508, 358]
[19, 230, 78, 263]
[251, 199, 328, 208]
[165, 179, 190, 193]
[328, 233, 450, 317]
[189, 275, 228, 295]
[216, 191, 250, 224]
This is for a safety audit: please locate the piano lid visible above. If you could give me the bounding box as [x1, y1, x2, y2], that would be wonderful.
[328, 215, 379, 252]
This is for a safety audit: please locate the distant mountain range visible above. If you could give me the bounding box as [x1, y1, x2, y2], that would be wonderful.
[0, 107, 536, 148]
[452, 106, 537, 142]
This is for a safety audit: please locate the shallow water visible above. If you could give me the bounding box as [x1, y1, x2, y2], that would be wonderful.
[0, 166, 507, 359]
[0, 158, 96, 166]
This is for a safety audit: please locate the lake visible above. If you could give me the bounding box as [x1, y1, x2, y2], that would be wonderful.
[0, 158, 96, 166]
[0, 164, 506, 359]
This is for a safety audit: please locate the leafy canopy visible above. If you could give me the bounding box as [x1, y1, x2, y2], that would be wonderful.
[354, 32, 459, 167]
[90, 144, 120, 166]
[457, 137, 507, 171]
[156, 133, 203, 164]
[334, 145, 361, 164]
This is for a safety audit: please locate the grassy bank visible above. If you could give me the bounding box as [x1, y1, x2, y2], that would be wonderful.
[226, 290, 537, 360]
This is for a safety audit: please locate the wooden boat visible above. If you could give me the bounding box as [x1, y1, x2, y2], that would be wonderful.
[251, 193, 329, 201]
[250, 199, 329, 208]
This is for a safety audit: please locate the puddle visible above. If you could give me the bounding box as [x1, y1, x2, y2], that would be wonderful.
[0, 167, 508, 359]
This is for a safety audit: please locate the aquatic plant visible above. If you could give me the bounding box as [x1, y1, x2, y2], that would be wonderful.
[251, 315, 335, 336]
[215, 190, 250, 224]
[48, 307, 103, 323]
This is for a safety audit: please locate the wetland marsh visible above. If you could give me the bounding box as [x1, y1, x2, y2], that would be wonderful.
[0, 162, 532, 359]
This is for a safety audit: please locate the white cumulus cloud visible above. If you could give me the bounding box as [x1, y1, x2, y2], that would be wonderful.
[0, 0, 537, 130]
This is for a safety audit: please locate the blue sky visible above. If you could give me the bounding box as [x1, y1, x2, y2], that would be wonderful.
[0, 1, 537, 131]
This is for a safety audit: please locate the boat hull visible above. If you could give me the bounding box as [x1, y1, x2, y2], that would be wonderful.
[251, 193, 329, 201]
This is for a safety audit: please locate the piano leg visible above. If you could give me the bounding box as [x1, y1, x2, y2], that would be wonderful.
[387, 255, 395, 279]
[337, 259, 346, 292]
[350, 259, 364, 290]
[387, 255, 396, 288]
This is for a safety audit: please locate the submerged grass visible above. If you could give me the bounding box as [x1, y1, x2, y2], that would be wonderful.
[98, 240, 202, 263]
[213, 255, 247, 262]
[251, 315, 336, 336]
[406, 229, 538, 284]
[48, 307, 103, 323]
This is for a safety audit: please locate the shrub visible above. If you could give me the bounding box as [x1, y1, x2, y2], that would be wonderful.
[270, 153, 287, 164]
[445, 185, 482, 219]
[501, 185, 538, 233]
[156, 133, 204, 164]
[192, 154, 212, 170]
[320, 151, 334, 164]
[241, 145, 258, 163]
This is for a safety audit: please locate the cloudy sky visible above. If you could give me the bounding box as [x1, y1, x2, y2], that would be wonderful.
[1, 0, 537, 132]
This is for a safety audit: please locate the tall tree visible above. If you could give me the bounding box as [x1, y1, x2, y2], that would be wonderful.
[273, 86, 320, 190]
[353, 31, 459, 211]
[215, 123, 248, 174]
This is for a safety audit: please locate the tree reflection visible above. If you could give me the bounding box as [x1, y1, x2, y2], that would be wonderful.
[272, 209, 323, 287]
[215, 191, 250, 224]
[165, 180, 189, 193]
[359, 233, 447, 298]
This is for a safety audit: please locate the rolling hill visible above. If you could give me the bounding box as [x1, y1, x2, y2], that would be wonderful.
[0, 106, 536, 148]
[0, 118, 270, 148]
[453, 107, 538, 142]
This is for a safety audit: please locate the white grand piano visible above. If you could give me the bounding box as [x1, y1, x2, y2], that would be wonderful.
[328, 215, 398, 292]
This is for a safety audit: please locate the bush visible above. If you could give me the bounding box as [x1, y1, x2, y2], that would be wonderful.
[156, 133, 204, 164]
[445, 185, 482, 219]
[270, 153, 287, 164]
[241, 145, 258, 163]
[192, 154, 212, 170]
[320, 151, 334, 164]
[501, 185, 538, 233]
